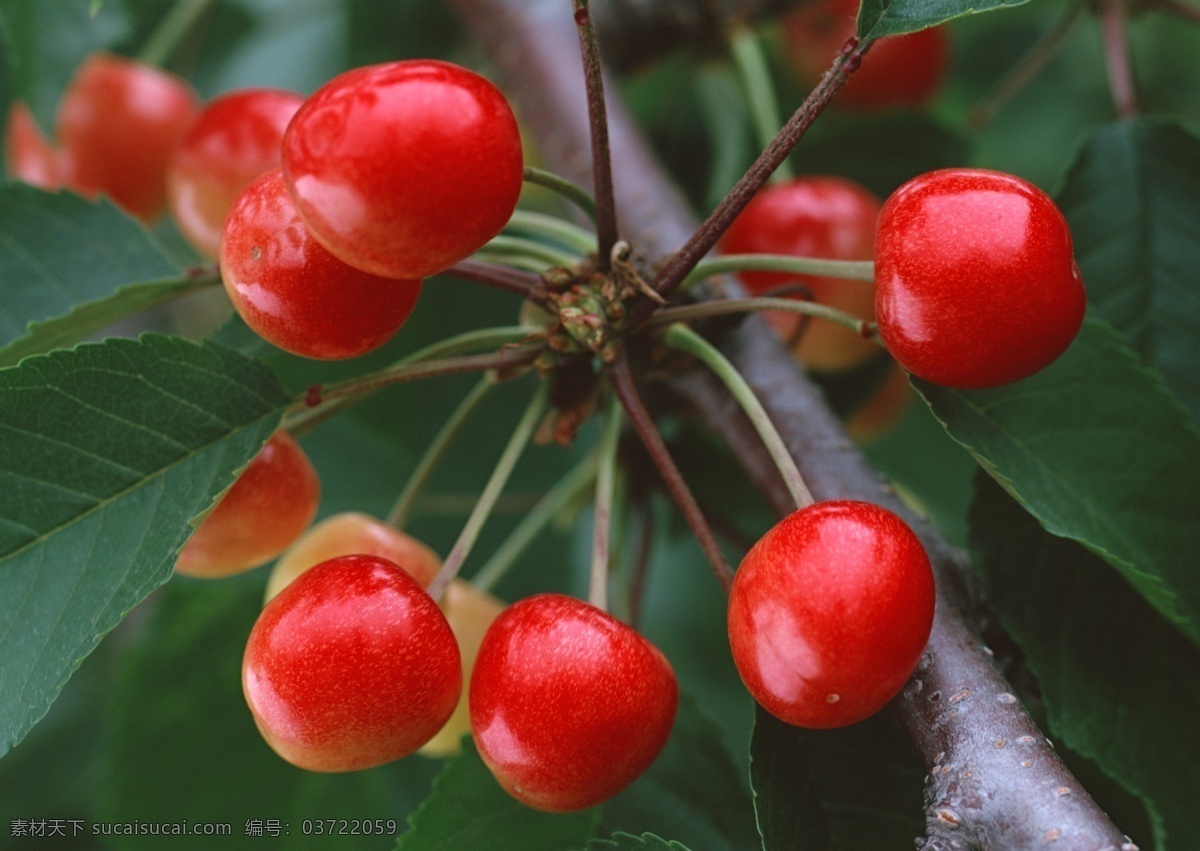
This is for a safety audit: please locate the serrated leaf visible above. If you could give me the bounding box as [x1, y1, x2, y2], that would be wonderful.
[1057, 119, 1200, 422]
[586, 833, 693, 851]
[750, 706, 924, 850]
[0, 334, 290, 757]
[915, 319, 1200, 646]
[970, 476, 1199, 851]
[395, 743, 599, 851]
[857, 0, 1031, 39]
[103, 580, 437, 850]
[0, 186, 195, 366]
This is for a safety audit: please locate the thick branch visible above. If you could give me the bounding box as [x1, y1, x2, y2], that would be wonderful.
[448, 0, 1133, 848]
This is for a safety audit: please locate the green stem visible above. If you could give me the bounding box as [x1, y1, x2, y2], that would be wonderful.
[472, 452, 599, 592]
[482, 234, 580, 268]
[664, 323, 813, 510]
[138, 0, 217, 67]
[506, 209, 598, 255]
[647, 296, 877, 339]
[523, 166, 598, 221]
[471, 251, 553, 275]
[589, 398, 623, 611]
[426, 380, 550, 600]
[687, 254, 875, 284]
[728, 22, 793, 183]
[387, 374, 496, 530]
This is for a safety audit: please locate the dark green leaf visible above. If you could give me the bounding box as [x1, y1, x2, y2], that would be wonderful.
[394, 742, 599, 851]
[586, 834, 693, 851]
[0, 335, 290, 757]
[857, 0, 1031, 39]
[915, 319, 1200, 646]
[750, 707, 924, 850]
[970, 476, 1200, 851]
[1057, 119, 1200, 421]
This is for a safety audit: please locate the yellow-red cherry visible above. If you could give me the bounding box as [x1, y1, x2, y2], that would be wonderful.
[728, 500, 935, 729]
[470, 593, 678, 812]
[874, 168, 1087, 388]
[175, 431, 319, 578]
[281, 59, 524, 279]
[243, 554, 462, 772]
[167, 88, 303, 259]
[219, 168, 423, 360]
[720, 176, 881, 372]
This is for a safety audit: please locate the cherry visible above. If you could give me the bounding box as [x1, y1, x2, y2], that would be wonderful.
[874, 168, 1087, 388]
[175, 431, 320, 578]
[220, 168, 423, 360]
[167, 88, 304, 259]
[783, 0, 948, 111]
[470, 593, 678, 812]
[243, 554, 461, 772]
[281, 59, 524, 279]
[727, 500, 935, 729]
[265, 511, 440, 600]
[56, 53, 198, 221]
[4, 102, 68, 188]
[720, 176, 881, 372]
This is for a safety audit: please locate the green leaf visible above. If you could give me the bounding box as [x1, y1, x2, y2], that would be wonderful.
[1057, 119, 1200, 422]
[750, 707, 924, 850]
[103, 580, 438, 850]
[970, 476, 1200, 851]
[915, 319, 1200, 646]
[585, 834, 693, 851]
[395, 743, 599, 851]
[0, 334, 290, 757]
[857, 0, 1031, 39]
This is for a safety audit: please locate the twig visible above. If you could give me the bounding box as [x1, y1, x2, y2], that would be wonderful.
[1100, 0, 1140, 118]
[446, 259, 548, 303]
[573, 0, 620, 270]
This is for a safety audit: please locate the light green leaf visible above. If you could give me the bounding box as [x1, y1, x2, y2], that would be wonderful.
[585, 834, 693, 851]
[857, 0, 1032, 40]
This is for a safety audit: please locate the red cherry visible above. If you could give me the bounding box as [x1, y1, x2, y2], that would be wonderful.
[243, 554, 462, 772]
[175, 431, 320, 578]
[720, 176, 881, 372]
[783, 0, 948, 111]
[56, 53, 198, 221]
[874, 168, 1087, 388]
[470, 593, 678, 812]
[219, 168, 423, 360]
[728, 500, 935, 729]
[281, 59, 524, 279]
[167, 88, 304, 259]
[4, 102, 68, 188]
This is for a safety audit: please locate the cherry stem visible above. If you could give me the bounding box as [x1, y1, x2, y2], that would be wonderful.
[967, 0, 1086, 128]
[647, 296, 877, 339]
[472, 451, 599, 592]
[727, 22, 794, 184]
[506, 209, 598, 255]
[607, 352, 734, 592]
[387, 374, 496, 531]
[523, 165, 598, 221]
[589, 396, 623, 611]
[663, 323, 814, 510]
[573, 0, 620, 272]
[646, 47, 857, 304]
[1100, 0, 1140, 119]
[446, 259, 547, 303]
[686, 253, 875, 284]
[427, 380, 550, 601]
[621, 498, 655, 630]
[138, 0, 217, 67]
[483, 234, 581, 269]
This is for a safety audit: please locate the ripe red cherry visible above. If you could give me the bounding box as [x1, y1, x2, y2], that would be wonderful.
[4, 102, 68, 188]
[167, 88, 304, 259]
[56, 53, 198, 220]
[720, 176, 881, 372]
[783, 0, 948, 111]
[175, 431, 320, 578]
[470, 593, 678, 812]
[243, 554, 462, 772]
[728, 500, 935, 729]
[220, 168, 423, 360]
[281, 59, 524, 279]
[874, 168, 1087, 388]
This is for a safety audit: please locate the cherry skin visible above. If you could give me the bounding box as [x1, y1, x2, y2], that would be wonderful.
[167, 88, 304, 259]
[56, 53, 198, 221]
[4, 102, 68, 188]
[874, 168, 1087, 389]
[470, 593, 678, 812]
[281, 59, 524, 279]
[720, 176, 881, 372]
[728, 500, 935, 729]
[783, 0, 948, 111]
[243, 554, 462, 772]
[265, 511, 440, 601]
[220, 168, 423, 360]
[175, 431, 320, 578]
